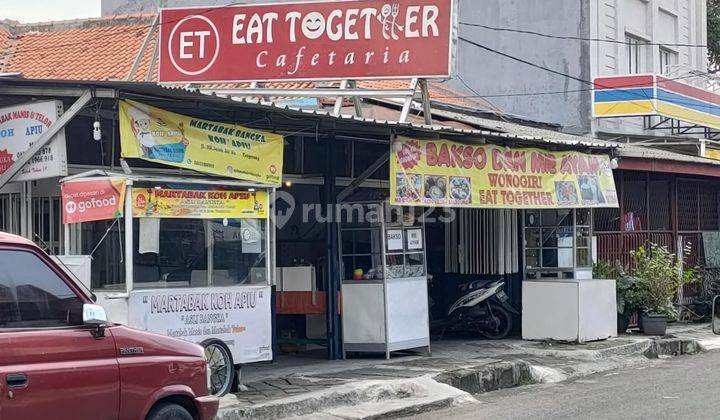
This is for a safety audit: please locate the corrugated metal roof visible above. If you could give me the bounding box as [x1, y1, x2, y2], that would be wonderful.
[0, 77, 615, 149]
[617, 144, 720, 165]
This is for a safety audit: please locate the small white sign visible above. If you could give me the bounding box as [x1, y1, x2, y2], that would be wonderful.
[407, 229, 423, 250]
[386, 229, 403, 251]
[241, 219, 262, 254]
[0, 100, 68, 182]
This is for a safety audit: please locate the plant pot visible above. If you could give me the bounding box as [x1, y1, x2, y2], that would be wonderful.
[641, 314, 667, 336]
[617, 314, 630, 334]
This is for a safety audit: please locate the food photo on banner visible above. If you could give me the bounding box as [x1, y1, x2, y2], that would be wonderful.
[119, 100, 283, 185]
[390, 137, 619, 209]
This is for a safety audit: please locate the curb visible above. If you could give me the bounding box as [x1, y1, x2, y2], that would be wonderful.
[217, 375, 473, 420]
[218, 335, 712, 419]
[433, 361, 534, 395]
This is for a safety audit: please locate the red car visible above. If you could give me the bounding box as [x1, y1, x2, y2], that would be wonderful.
[0, 232, 219, 420]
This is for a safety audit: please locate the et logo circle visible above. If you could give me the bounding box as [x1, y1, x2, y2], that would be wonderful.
[168, 14, 220, 76]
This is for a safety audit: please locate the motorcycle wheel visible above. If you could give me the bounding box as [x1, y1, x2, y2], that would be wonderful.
[481, 304, 512, 340]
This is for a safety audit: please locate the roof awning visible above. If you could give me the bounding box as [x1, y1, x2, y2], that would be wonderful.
[593, 74, 720, 136]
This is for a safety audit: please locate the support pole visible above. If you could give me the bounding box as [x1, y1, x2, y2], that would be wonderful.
[0, 90, 93, 189]
[336, 151, 389, 202]
[418, 79, 433, 125]
[350, 80, 363, 118]
[325, 131, 341, 360]
[333, 80, 349, 116]
[399, 78, 420, 123]
[124, 181, 134, 294]
[127, 13, 159, 81]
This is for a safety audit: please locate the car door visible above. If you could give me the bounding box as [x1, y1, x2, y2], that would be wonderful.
[0, 247, 120, 420]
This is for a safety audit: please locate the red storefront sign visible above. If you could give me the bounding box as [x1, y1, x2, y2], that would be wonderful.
[61, 178, 127, 224]
[159, 0, 454, 83]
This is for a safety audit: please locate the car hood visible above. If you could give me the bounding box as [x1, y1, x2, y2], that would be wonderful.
[109, 325, 205, 359]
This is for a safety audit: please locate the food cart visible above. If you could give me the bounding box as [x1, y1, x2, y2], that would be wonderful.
[339, 202, 430, 358]
[59, 170, 275, 396]
[54, 99, 284, 397]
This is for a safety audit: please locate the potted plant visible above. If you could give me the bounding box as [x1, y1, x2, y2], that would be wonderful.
[615, 276, 641, 333]
[630, 244, 693, 336]
[594, 260, 639, 334]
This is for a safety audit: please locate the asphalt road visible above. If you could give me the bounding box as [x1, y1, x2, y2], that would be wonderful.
[408, 351, 720, 420]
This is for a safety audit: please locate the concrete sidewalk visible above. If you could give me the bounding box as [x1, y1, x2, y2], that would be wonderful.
[217, 323, 720, 420]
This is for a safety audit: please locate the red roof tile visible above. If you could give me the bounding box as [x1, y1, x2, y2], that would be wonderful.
[1, 14, 156, 81]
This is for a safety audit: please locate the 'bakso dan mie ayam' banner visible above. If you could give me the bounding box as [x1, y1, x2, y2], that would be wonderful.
[390, 137, 618, 209]
[119, 100, 283, 186]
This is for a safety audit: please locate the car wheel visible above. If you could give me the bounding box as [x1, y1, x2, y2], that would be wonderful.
[202, 338, 235, 396]
[146, 402, 193, 420]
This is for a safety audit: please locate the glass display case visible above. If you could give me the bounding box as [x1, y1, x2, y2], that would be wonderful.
[523, 208, 593, 280]
[522, 208, 617, 342]
[339, 203, 430, 358]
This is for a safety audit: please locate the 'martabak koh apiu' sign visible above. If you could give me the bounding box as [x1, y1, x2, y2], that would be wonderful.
[159, 0, 454, 83]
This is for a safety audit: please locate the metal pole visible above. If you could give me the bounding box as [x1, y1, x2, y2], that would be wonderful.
[399, 78, 420, 123]
[419, 79, 433, 125]
[333, 80, 349, 116]
[63, 223, 70, 255]
[127, 13, 159, 81]
[325, 131, 341, 359]
[124, 181, 134, 294]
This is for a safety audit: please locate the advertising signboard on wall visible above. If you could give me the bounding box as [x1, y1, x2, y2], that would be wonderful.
[0, 100, 67, 181]
[158, 0, 454, 83]
[391, 137, 619, 209]
[132, 188, 268, 219]
[119, 100, 284, 185]
[61, 177, 127, 224]
[128, 285, 273, 363]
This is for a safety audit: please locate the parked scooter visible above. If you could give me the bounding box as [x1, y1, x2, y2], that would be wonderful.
[429, 276, 519, 339]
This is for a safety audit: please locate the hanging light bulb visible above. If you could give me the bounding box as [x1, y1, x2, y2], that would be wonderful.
[93, 121, 102, 141]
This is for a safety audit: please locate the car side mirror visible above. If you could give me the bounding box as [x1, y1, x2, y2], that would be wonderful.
[83, 304, 108, 338]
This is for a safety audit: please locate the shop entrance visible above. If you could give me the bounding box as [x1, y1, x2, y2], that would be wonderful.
[424, 208, 523, 338]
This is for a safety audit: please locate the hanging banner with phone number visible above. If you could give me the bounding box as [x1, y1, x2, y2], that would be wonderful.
[119, 100, 283, 186]
[390, 137, 618, 209]
[132, 188, 268, 219]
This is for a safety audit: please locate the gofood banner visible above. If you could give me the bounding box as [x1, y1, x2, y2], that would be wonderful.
[61, 177, 127, 224]
[391, 137, 619, 209]
[119, 100, 283, 185]
[132, 187, 268, 219]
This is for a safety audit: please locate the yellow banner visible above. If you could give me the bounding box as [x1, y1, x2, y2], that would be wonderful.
[132, 188, 268, 219]
[119, 100, 283, 185]
[704, 149, 720, 161]
[390, 137, 618, 209]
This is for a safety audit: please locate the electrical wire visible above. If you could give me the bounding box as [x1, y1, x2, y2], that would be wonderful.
[460, 22, 709, 48]
[456, 36, 717, 114]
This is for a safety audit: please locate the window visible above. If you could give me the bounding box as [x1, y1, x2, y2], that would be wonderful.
[626, 35, 645, 74]
[659, 48, 677, 74]
[0, 250, 84, 329]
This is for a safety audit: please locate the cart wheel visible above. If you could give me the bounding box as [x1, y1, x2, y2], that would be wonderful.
[202, 339, 235, 397]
